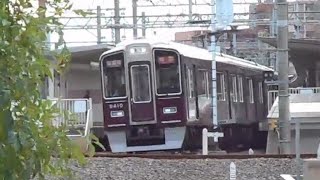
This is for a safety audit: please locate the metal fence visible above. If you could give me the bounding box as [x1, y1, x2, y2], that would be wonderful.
[50, 98, 93, 137]
[267, 87, 320, 110]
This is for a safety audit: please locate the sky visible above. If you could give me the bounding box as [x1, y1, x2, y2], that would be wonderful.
[49, 0, 301, 48]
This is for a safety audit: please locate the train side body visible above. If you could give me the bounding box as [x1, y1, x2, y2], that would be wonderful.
[98, 39, 273, 152]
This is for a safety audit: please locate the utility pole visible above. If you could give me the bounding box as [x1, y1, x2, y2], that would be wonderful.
[114, 0, 121, 44]
[142, 12, 146, 37]
[277, 0, 291, 154]
[232, 33, 237, 55]
[188, 0, 193, 21]
[39, 0, 49, 50]
[39, 0, 54, 98]
[97, 6, 102, 44]
[132, 0, 138, 38]
[210, 0, 218, 129]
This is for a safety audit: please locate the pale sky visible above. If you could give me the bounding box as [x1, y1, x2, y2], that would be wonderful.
[49, 0, 301, 48]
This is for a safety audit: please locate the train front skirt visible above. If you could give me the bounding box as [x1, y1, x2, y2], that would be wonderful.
[106, 127, 186, 152]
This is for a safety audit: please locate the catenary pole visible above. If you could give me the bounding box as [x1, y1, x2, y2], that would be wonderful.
[210, 0, 218, 129]
[133, 0, 138, 38]
[97, 6, 102, 44]
[114, 0, 121, 44]
[277, 0, 291, 154]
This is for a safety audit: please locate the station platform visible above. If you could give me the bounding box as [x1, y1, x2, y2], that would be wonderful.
[266, 93, 320, 154]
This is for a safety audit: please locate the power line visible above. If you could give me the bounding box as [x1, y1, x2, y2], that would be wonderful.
[58, 0, 320, 49]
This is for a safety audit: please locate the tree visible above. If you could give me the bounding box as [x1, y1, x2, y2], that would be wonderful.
[0, 0, 94, 179]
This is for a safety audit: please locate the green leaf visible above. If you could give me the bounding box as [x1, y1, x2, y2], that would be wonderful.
[0, 0, 88, 179]
[1, 19, 11, 26]
[73, 9, 94, 17]
[87, 143, 96, 157]
[89, 133, 106, 151]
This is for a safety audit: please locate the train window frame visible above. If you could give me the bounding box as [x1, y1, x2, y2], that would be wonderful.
[247, 77, 254, 104]
[230, 74, 238, 102]
[198, 69, 210, 99]
[258, 82, 264, 104]
[153, 49, 182, 96]
[217, 72, 226, 101]
[130, 64, 152, 103]
[237, 75, 244, 103]
[100, 51, 127, 100]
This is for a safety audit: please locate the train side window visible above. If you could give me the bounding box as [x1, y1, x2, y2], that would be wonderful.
[258, 82, 263, 103]
[237, 75, 244, 102]
[198, 69, 209, 98]
[247, 78, 254, 103]
[187, 67, 195, 98]
[187, 66, 197, 119]
[230, 74, 238, 102]
[217, 72, 226, 101]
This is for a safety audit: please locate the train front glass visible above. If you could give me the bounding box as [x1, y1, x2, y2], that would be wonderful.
[154, 50, 181, 96]
[102, 52, 126, 99]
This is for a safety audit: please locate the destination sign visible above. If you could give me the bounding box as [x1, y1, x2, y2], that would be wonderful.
[157, 56, 176, 65]
[106, 60, 122, 68]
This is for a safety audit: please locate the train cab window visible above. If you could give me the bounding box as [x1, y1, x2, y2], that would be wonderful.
[217, 72, 226, 101]
[154, 50, 181, 95]
[237, 75, 244, 102]
[258, 82, 264, 103]
[198, 70, 209, 98]
[102, 52, 126, 98]
[247, 78, 254, 103]
[230, 74, 238, 102]
[131, 65, 151, 103]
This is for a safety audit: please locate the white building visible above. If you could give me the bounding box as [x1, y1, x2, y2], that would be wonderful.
[45, 44, 113, 132]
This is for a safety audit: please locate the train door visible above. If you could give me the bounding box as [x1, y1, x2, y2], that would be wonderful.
[128, 62, 155, 124]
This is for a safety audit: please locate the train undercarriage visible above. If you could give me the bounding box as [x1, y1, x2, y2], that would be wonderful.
[93, 122, 268, 153]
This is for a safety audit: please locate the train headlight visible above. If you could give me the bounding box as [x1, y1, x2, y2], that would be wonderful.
[129, 47, 147, 54]
[163, 107, 177, 114]
[110, 110, 124, 117]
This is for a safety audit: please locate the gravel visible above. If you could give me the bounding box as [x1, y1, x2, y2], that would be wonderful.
[64, 157, 301, 180]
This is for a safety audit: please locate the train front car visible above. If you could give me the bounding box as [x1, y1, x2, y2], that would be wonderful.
[100, 41, 186, 153]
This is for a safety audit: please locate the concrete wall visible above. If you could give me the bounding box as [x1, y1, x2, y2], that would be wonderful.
[291, 129, 320, 154]
[66, 68, 104, 126]
[267, 128, 320, 154]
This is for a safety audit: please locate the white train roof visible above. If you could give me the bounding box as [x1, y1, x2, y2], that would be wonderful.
[100, 38, 274, 72]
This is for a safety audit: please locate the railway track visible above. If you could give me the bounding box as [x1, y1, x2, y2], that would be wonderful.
[92, 151, 317, 159]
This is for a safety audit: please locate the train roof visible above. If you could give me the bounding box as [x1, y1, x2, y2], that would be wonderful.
[100, 38, 274, 72]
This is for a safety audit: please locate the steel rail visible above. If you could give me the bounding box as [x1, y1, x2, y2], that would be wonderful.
[91, 152, 317, 159]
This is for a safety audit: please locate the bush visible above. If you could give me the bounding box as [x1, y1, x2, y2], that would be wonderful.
[0, 0, 92, 179]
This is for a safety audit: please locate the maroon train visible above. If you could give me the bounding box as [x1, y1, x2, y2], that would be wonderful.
[98, 39, 273, 153]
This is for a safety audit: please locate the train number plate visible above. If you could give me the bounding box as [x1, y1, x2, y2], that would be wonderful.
[109, 103, 123, 109]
